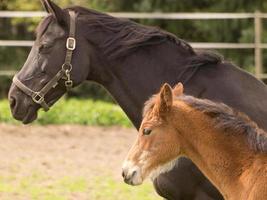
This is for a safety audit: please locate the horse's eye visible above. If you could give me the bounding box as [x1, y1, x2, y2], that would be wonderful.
[143, 128, 152, 136]
[38, 44, 52, 53]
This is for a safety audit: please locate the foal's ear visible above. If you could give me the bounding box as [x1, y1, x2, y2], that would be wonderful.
[40, 0, 67, 25]
[173, 82, 184, 96]
[158, 83, 173, 113]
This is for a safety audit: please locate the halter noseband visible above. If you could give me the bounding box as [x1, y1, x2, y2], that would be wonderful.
[12, 11, 77, 112]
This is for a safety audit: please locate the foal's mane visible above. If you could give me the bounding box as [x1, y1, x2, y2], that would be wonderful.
[144, 94, 267, 153]
[180, 95, 267, 153]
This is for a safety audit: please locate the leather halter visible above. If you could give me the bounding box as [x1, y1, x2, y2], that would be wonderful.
[12, 11, 77, 112]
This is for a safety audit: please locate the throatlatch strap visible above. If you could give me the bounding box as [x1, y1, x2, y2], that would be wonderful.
[65, 11, 76, 65]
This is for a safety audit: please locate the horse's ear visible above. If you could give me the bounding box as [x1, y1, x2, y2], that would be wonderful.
[173, 82, 184, 96]
[158, 83, 173, 114]
[40, 0, 67, 25]
[40, 0, 51, 13]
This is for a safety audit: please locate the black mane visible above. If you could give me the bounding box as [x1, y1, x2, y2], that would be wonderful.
[69, 6, 224, 86]
[36, 6, 223, 81]
[36, 6, 223, 67]
[70, 6, 200, 59]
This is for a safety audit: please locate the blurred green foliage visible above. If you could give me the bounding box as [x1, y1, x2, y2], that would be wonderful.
[0, 98, 132, 126]
[0, 0, 267, 99]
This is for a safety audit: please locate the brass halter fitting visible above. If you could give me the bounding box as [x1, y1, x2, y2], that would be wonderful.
[66, 37, 76, 50]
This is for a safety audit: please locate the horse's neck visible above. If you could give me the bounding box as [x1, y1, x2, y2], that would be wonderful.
[90, 39, 192, 128]
[82, 14, 196, 128]
[173, 102, 255, 198]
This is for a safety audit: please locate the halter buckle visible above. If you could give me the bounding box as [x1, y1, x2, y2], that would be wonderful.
[32, 93, 44, 104]
[66, 37, 76, 50]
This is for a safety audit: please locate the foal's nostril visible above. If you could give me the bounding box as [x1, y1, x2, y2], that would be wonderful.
[132, 170, 137, 177]
[123, 170, 138, 185]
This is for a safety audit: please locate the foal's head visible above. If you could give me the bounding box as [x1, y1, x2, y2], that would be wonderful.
[122, 83, 184, 185]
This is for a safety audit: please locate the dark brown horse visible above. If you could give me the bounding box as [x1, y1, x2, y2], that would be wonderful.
[8, 1, 267, 199]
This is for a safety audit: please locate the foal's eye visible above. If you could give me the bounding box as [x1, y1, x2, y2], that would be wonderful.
[143, 128, 152, 136]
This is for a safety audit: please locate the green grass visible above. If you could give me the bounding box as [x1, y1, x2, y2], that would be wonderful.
[91, 176, 160, 200]
[0, 172, 160, 200]
[0, 98, 132, 127]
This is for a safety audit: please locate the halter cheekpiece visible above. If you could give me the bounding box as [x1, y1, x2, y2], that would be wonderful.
[12, 11, 77, 112]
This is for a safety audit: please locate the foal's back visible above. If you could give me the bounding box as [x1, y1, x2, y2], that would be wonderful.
[178, 94, 267, 200]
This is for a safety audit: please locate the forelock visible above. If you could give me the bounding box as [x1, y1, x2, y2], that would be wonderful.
[143, 95, 158, 118]
[36, 15, 53, 39]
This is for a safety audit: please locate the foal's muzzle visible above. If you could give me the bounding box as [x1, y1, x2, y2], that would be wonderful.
[122, 161, 143, 186]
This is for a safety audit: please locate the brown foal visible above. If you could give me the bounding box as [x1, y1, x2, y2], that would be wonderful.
[122, 83, 267, 200]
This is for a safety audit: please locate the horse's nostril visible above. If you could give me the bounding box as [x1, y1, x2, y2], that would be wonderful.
[122, 171, 125, 178]
[9, 97, 16, 108]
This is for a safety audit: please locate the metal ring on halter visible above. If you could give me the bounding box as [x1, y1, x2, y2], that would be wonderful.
[65, 80, 73, 88]
[62, 63, 73, 72]
[32, 92, 45, 104]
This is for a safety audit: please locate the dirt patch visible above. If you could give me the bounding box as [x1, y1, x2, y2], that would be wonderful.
[0, 124, 137, 180]
[0, 124, 162, 200]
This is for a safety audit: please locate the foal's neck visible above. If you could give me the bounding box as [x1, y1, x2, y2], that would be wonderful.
[173, 101, 256, 199]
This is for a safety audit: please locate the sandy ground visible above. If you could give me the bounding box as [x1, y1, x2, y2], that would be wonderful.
[0, 124, 154, 200]
[0, 124, 137, 180]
